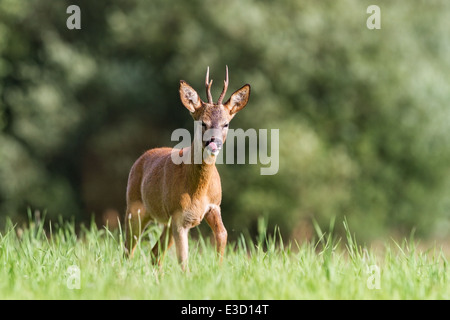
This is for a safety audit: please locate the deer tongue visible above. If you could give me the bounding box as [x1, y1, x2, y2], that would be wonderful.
[208, 142, 218, 152]
[206, 142, 220, 156]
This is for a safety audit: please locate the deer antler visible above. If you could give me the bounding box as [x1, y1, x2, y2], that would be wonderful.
[217, 65, 229, 105]
[205, 66, 213, 104]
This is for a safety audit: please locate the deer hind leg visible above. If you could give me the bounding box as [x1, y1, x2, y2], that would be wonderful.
[124, 200, 150, 258]
[151, 224, 174, 266]
[204, 205, 227, 263]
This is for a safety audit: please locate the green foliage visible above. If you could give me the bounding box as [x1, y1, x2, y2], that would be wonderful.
[0, 217, 448, 299]
[0, 1, 450, 241]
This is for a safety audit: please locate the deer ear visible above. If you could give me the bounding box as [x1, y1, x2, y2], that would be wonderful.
[225, 84, 251, 115]
[179, 80, 202, 113]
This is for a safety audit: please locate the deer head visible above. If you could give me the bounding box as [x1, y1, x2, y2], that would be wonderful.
[179, 66, 251, 157]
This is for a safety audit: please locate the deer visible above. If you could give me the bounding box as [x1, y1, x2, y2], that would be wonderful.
[124, 66, 251, 270]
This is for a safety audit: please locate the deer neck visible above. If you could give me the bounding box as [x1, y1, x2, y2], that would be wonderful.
[186, 139, 216, 195]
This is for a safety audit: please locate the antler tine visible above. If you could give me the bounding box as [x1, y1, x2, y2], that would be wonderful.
[217, 65, 229, 105]
[205, 66, 213, 104]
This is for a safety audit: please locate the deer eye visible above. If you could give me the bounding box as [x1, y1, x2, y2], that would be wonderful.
[201, 121, 207, 128]
[223, 123, 229, 128]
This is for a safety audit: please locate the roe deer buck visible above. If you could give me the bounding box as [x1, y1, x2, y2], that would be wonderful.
[124, 66, 251, 270]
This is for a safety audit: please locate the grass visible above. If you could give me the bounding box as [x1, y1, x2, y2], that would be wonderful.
[0, 214, 448, 299]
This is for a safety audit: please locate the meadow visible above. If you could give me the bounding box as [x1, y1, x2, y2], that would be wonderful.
[0, 214, 448, 300]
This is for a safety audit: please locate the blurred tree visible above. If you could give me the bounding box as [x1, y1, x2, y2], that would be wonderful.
[0, 0, 449, 241]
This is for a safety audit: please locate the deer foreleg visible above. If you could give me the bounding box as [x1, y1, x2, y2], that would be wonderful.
[204, 205, 227, 263]
[172, 216, 189, 271]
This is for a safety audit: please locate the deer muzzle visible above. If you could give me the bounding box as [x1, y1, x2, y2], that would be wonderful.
[205, 138, 222, 156]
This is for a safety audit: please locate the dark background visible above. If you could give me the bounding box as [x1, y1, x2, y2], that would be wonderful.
[1, 0, 449, 242]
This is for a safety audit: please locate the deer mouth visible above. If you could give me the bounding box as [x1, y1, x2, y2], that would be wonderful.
[205, 141, 221, 156]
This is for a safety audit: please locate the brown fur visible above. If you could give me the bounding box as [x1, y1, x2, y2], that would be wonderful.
[124, 68, 250, 270]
